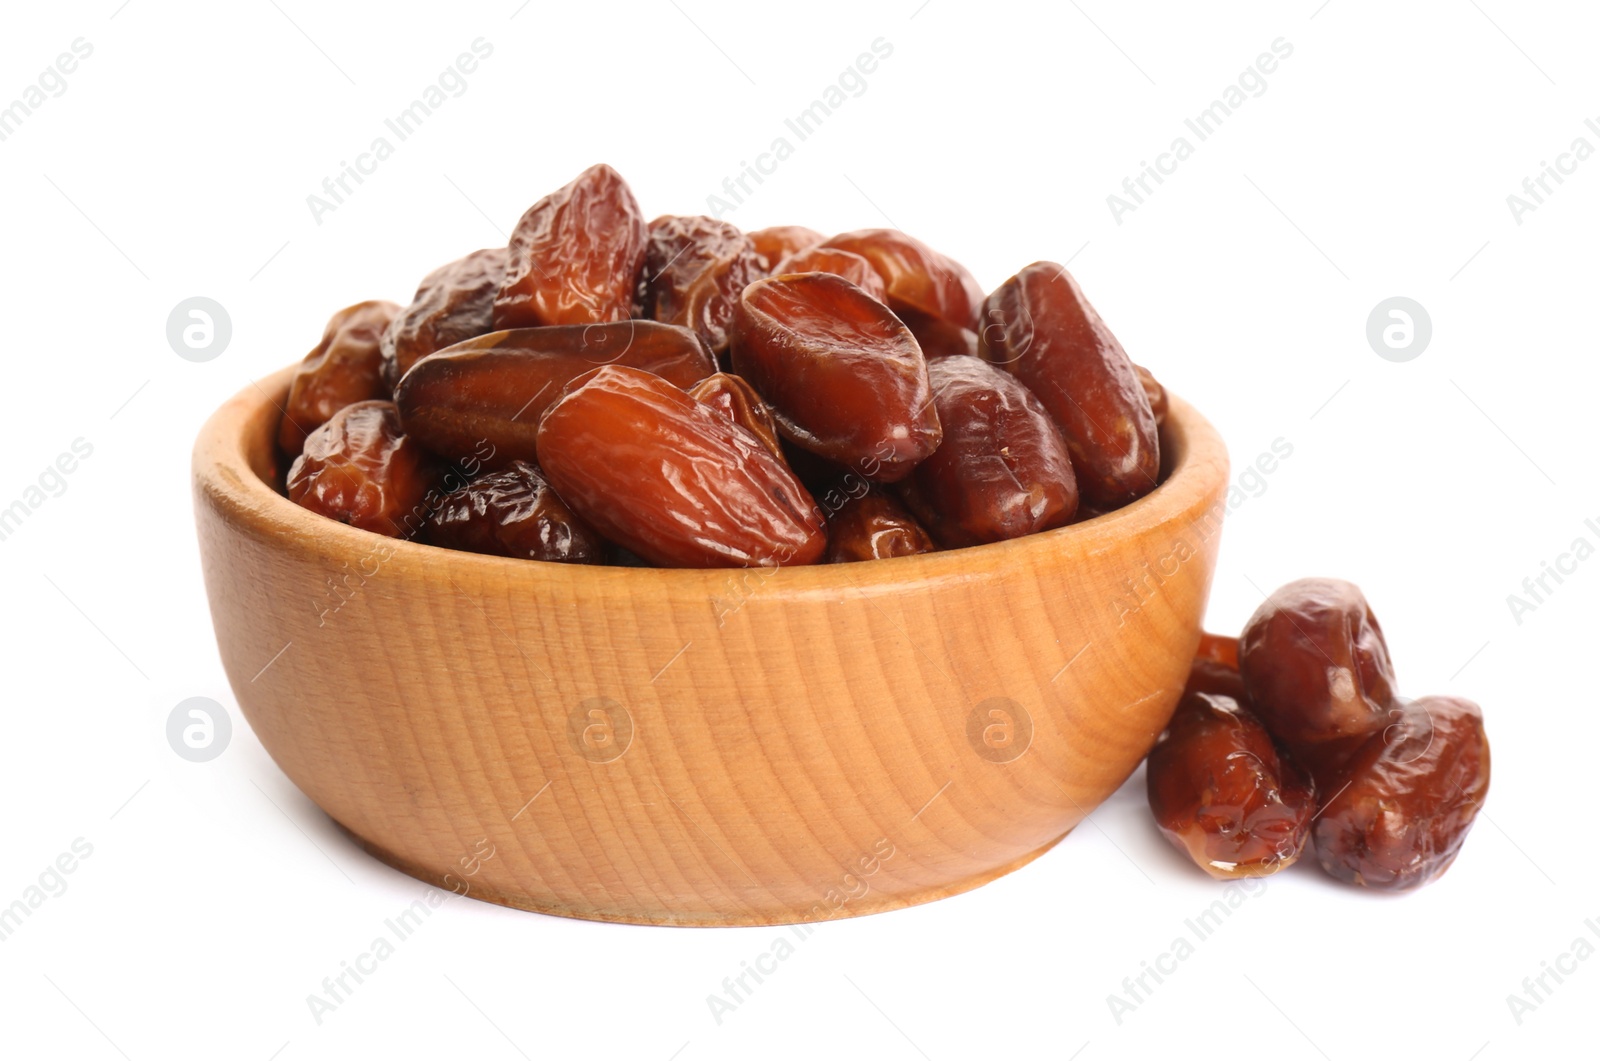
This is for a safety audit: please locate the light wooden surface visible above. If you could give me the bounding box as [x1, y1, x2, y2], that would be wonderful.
[192, 365, 1229, 926]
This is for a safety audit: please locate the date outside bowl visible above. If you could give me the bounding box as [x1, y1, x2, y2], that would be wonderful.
[192, 363, 1228, 926]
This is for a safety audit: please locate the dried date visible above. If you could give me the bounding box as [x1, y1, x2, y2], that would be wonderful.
[423, 460, 606, 563]
[287, 400, 438, 537]
[1239, 577, 1398, 782]
[381, 248, 506, 390]
[769, 246, 887, 304]
[395, 321, 715, 469]
[821, 228, 984, 330]
[1187, 632, 1248, 704]
[1147, 688, 1316, 880]
[978, 262, 1159, 508]
[494, 164, 647, 329]
[689, 372, 784, 460]
[640, 215, 765, 354]
[1134, 363, 1167, 426]
[747, 225, 824, 271]
[730, 272, 941, 483]
[1313, 695, 1490, 890]
[826, 489, 934, 563]
[279, 301, 399, 455]
[900, 356, 1077, 547]
[536, 366, 826, 567]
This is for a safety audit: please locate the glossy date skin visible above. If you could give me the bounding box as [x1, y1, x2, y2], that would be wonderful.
[1188, 632, 1249, 704]
[747, 225, 824, 271]
[381, 248, 506, 391]
[731, 272, 941, 483]
[287, 401, 438, 537]
[423, 460, 606, 563]
[689, 373, 784, 460]
[1147, 688, 1317, 880]
[768, 246, 887, 304]
[901, 356, 1078, 547]
[821, 228, 984, 330]
[826, 489, 934, 563]
[395, 321, 715, 470]
[536, 366, 826, 568]
[494, 164, 647, 329]
[1314, 695, 1490, 890]
[1240, 578, 1398, 783]
[279, 301, 400, 455]
[640, 215, 765, 354]
[979, 262, 1160, 508]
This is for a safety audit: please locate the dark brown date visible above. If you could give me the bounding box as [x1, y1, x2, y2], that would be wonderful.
[826, 489, 934, 563]
[978, 262, 1159, 508]
[395, 321, 715, 469]
[769, 246, 887, 304]
[747, 225, 824, 271]
[494, 164, 647, 329]
[279, 301, 399, 455]
[640, 215, 765, 354]
[730, 272, 941, 483]
[1313, 695, 1490, 890]
[1134, 363, 1167, 426]
[821, 228, 984, 330]
[287, 401, 438, 537]
[896, 306, 978, 361]
[689, 373, 784, 460]
[1147, 688, 1317, 879]
[1239, 578, 1398, 783]
[536, 366, 826, 567]
[901, 356, 1077, 547]
[423, 460, 606, 563]
[381, 247, 506, 390]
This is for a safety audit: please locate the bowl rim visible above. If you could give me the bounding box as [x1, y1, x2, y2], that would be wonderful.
[193, 363, 1230, 594]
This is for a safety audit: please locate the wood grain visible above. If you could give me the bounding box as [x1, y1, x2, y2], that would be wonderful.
[193, 365, 1229, 926]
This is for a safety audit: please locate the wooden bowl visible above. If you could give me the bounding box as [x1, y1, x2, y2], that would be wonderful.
[193, 365, 1228, 926]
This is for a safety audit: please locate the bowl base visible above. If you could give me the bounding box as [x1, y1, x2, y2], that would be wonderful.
[339, 820, 1076, 928]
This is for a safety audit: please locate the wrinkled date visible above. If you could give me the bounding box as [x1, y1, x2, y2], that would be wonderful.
[381, 247, 506, 390]
[769, 246, 888, 304]
[395, 321, 715, 469]
[536, 366, 826, 567]
[275, 163, 1197, 574]
[494, 164, 647, 329]
[424, 459, 606, 563]
[1240, 577, 1398, 783]
[747, 225, 824, 271]
[1147, 687, 1317, 880]
[821, 228, 984, 330]
[826, 489, 934, 563]
[979, 261, 1159, 508]
[640, 215, 765, 354]
[287, 401, 439, 537]
[901, 356, 1078, 547]
[731, 272, 941, 483]
[1135, 363, 1167, 426]
[279, 301, 399, 455]
[1314, 695, 1490, 890]
[689, 372, 785, 460]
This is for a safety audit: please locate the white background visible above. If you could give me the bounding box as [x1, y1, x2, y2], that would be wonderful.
[1, 1, 1594, 1058]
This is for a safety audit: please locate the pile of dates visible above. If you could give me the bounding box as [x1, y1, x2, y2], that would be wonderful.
[1147, 577, 1491, 891]
[277, 163, 1168, 566]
